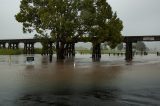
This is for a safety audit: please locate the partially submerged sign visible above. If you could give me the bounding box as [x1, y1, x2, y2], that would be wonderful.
[143, 37, 155, 41]
[26, 56, 34, 62]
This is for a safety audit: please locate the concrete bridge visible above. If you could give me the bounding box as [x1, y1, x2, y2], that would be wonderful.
[0, 35, 160, 61]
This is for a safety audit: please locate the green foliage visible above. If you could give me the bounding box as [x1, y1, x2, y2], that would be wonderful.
[80, 0, 123, 48]
[15, 0, 81, 42]
[34, 48, 42, 54]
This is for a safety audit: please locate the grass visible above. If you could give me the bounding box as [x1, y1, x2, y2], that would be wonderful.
[0, 48, 43, 55]
[0, 49, 22, 55]
[76, 49, 125, 54]
[0, 48, 126, 55]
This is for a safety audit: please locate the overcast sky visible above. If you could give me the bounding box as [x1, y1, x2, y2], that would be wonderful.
[108, 0, 160, 36]
[0, 0, 160, 39]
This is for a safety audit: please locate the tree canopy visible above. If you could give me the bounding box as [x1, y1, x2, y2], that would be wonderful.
[15, 0, 123, 48]
[80, 0, 123, 48]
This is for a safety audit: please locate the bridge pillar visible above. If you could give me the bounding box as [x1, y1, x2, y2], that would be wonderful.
[3, 43, 6, 48]
[8, 43, 19, 49]
[13, 43, 19, 49]
[15, 43, 19, 49]
[24, 43, 34, 54]
[0, 43, 6, 49]
[125, 42, 133, 61]
[8, 43, 11, 49]
[92, 43, 101, 61]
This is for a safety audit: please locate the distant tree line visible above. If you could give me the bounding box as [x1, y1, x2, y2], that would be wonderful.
[115, 41, 148, 52]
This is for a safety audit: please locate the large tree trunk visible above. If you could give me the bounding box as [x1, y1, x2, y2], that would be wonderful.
[56, 41, 75, 61]
[92, 43, 101, 61]
[56, 41, 65, 60]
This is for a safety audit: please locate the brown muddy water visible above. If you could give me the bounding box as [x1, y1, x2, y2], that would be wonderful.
[0, 54, 160, 106]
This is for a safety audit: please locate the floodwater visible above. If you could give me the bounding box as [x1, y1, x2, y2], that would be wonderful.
[0, 54, 160, 106]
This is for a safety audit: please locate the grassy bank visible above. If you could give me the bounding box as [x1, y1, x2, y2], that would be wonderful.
[0, 48, 43, 55]
[0, 49, 22, 55]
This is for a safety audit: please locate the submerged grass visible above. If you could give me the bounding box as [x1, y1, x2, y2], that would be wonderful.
[76, 49, 125, 54]
[0, 48, 125, 55]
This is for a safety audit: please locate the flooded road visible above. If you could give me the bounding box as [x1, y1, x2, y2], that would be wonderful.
[0, 54, 160, 106]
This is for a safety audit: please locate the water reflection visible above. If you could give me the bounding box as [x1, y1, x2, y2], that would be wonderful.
[25, 65, 34, 70]
[41, 55, 49, 65]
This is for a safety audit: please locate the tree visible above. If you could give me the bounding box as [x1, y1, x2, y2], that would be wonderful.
[15, 0, 81, 59]
[80, 0, 123, 48]
[15, 0, 123, 60]
[80, 0, 123, 60]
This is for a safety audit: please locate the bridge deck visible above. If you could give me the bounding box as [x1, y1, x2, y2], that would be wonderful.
[0, 39, 40, 43]
[0, 35, 160, 43]
[124, 35, 160, 42]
